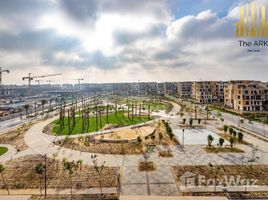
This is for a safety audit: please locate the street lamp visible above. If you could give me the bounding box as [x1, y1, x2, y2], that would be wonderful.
[182, 128, 185, 148]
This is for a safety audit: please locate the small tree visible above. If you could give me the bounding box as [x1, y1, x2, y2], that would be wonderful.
[207, 134, 214, 148]
[91, 155, 105, 195]
[219, 138, 225, 147]
[248, 145, 260, 169]
[41, 99, 48, 115]
[229, 127, 233, 136]
[238, 132, 243, 143]
[24, 104, 30, 118]
[223, 125, 228, 133]
[230, 137, 234, 148]
[233, 130, 237, 138]
[64, 161, 74, 195]
[189, 118, 193, 127]
[182, 118, 186, 124]
[0, 164, 9, 195]
[159, 132, 163, 145]
[35, 163, 45, 196]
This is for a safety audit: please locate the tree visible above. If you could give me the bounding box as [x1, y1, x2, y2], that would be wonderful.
[64, 161, 74, 195]
[229, 127, 234, 136]
[189, 118, 193, 127]
[24, 104, 30, 118]
[223, 125, 228, 133]
[207, 134, 214, 148]
[0, 164, 9, 195]
[91, 155, 105, 195]
[248, 145, 260, 169]
[238, 132, 243, 143]
[159, 132, 163, 145]
[35, 163, 45, 196]
[230, 137, 234, 148]
[233, 130, 237, 138]
[41, 99, 48, 115]
[219, 138, 224, 147]
[182, 118, 186, 124]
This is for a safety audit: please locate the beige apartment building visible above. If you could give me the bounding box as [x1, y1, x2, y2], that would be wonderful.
[192, 81, 226, 103]
[224, 80, 268, 113]
[177, 82, 192, 98]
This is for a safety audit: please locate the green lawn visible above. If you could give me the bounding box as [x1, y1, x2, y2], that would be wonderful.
[53, 111, 151, 135]
[0, 147, 8, 156]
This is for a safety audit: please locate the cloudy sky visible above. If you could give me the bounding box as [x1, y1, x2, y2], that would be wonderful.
[0, 0, 268, 85]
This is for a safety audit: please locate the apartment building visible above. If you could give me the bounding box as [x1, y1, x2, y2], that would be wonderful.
[177, 82, 192, 98]
[224, 80, 268, 113]
[192, 81, 217, 103]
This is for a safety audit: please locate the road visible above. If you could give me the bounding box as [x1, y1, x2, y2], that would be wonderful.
[211, 110, 268, 138]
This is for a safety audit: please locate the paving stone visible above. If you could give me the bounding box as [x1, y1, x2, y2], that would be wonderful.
[121, 184, 148, 195]
[149, 183, 179, 196]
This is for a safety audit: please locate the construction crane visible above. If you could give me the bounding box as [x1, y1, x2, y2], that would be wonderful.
[22, 73, 62, 96]
[0, 67, 10, 86]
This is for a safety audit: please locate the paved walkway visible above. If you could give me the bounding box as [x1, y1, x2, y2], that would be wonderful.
[1, 101, 268, 196]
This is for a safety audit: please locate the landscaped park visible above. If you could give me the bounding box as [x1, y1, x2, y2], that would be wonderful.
[0, 96, 268, 199]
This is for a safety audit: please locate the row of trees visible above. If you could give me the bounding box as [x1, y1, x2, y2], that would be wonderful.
[57, 98, 152, 134]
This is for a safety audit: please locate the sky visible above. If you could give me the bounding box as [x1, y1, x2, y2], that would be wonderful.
[0, 0, 268, 85]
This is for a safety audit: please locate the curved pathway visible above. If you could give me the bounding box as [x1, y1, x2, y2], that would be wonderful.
[0, 102, 267, 167]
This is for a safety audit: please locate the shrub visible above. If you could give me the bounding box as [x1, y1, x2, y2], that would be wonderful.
[230, 137, 234, 148]
[223, 125, 228, 133]
[238, 132, 243, 142]
[137, 136, 142, 143]
[189, 118, 193, 127]
[219, 138, 225, 147]
[207, 134, 214, 148]
[229, 127, 233, 136]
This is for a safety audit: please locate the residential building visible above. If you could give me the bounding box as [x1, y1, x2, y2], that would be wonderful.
[177, 82, 192, 98]
[192, 81, 218, 103]
[224, 80, 268, 113]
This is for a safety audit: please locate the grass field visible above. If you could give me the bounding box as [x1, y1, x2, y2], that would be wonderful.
[0, 146, 8, 156]
[53, 111, 151, 135]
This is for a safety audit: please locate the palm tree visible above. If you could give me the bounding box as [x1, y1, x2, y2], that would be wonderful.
[35, 163, 45, 196]
[0, 164, 9, 195]
[41, 99, 48, 115]
[24, 104, 30, 118]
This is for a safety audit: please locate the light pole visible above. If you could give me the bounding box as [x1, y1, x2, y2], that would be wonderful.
[182, 128, 185, 148]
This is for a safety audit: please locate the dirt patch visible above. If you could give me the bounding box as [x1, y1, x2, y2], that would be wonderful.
[204, 147, 244, 153]
[173, 165, 268, 186]
[159, 150, 173, 157]
[55, 138, 143, 155]
[139, 161, 156, 171]
[43, 123, 54, 135]
[0, 155, 119, 190]
[30, 194, 119, 200]
[0, 124, 31, 151]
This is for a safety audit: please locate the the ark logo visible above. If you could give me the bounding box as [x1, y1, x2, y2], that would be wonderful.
[236, 2, 268, 37]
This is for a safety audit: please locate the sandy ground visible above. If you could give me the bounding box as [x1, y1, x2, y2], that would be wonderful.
[95, 125, 154, 140]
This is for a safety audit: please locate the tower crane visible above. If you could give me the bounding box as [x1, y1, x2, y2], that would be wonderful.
[0, 67, 10, 86]
[22, 73, 62, 96]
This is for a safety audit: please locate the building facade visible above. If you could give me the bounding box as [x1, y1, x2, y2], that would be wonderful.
[224, 80, 268, 113]
[177, 82, 192, 98]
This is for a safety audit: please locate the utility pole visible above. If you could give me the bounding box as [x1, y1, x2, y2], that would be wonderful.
[44, 154, 47, 196]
